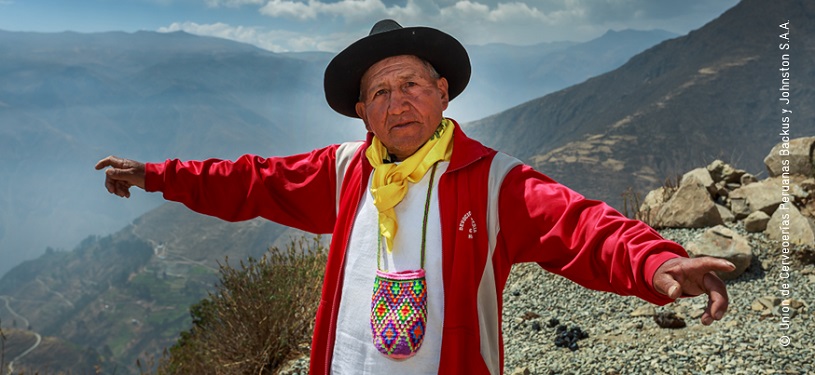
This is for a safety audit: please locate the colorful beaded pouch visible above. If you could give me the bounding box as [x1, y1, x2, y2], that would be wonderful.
[370, 164, 437, 360]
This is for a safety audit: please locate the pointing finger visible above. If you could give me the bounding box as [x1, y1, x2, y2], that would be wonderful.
[95, 155, 121, 170]
[704, 271, 729, 324]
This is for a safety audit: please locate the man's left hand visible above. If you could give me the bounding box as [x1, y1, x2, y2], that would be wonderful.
[652, 257, 735, 326]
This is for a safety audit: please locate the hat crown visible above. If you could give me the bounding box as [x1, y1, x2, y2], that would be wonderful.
[370, 19, 403, 35]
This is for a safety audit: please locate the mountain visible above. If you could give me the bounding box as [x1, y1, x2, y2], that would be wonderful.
[464, 0, 815, 207]
[0, 202, 313, 373]
[0, 26, 677, 277]
[451, 29, 677, 121]
[0, 30, 363, 277]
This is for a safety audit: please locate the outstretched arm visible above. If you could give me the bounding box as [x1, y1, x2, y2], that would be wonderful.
[95, 155, 146, 198]
[652, 257, 735, 325]
[498, 164, 734, 325]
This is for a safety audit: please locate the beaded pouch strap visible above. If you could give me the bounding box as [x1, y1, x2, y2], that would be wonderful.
[370, 163, 437, 360]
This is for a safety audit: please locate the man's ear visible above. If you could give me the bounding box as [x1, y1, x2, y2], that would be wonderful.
[355, 102, 371, 131]
[437, 77, 450, 110]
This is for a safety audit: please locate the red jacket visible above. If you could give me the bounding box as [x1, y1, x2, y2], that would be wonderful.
[145, 123, 685, 374]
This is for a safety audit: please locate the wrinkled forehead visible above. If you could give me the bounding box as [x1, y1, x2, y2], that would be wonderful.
[359, 55, 437, 91]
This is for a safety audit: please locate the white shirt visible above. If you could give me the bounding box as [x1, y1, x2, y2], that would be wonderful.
[331, 162, 448, 374]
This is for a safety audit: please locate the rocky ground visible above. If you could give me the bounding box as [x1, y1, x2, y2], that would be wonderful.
[278, 221, 814, 374]
[500, 222, 813, 375]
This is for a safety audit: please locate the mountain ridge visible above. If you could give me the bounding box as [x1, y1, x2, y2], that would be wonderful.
[464, 0, 815, 206]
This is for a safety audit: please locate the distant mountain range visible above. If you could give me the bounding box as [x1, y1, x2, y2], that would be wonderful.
[454, 29, 678, 121]
[0, 30, 361, 278]
[0, 25, 676, 277]
[465, 0, 815, 206]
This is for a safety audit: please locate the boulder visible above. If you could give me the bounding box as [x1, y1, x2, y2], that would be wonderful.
[638, 187, 671, 225]
[682, 168, 715, 194]
[707, 160, 746, 183]
[716, 204, 735, 223]
[728, 180, 783, 216]
[766, 205, 815, 246]
[685, 225, 752, 280]
[744, 211, 771, 232]
[769, 175, 810, 200]
[764, 136, 815, 178]
[654, 181, 723, 228]
[728, 197, 751, 220]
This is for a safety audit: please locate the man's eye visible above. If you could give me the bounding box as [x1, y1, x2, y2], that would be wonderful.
[374, 89, 388, 97]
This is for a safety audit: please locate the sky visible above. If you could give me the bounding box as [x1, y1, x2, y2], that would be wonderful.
[0, 0, 740, 52]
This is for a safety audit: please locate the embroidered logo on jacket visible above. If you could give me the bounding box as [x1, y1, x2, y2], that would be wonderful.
[458, 211, 477, 239]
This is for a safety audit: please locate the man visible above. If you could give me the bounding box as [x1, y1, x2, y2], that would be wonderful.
[96, 20, 734, 375]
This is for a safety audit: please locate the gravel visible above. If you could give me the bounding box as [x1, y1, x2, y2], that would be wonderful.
[280, 221, 814, 374]
[501, 222, 814, 375]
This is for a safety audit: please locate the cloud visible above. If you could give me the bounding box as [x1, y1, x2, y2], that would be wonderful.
[257, 0, 422, 21]
[157, 21, 351, 52]
[205, 0, 265, 7]
[163, 0, 737, 50]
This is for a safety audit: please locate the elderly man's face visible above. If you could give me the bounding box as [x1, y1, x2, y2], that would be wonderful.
[355, 55, 449, 161]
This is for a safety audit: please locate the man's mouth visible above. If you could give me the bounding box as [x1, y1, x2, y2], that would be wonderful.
[390, 120, 418, 130]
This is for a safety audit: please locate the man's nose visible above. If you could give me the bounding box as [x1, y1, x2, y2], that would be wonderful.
[387, 89, 410, 115]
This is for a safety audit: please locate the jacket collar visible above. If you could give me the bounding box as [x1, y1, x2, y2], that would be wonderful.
[362, 118, 492, 172]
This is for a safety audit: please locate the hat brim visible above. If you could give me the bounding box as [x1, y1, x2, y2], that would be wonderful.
[324, 26, 471, 118]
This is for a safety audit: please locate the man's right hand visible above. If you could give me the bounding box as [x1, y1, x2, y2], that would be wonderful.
[95, 156, 146, 198]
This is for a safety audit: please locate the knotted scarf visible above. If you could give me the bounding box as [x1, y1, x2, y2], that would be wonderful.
[365, 118, 455, 252]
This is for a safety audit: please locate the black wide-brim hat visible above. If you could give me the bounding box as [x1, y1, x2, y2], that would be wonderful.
[324, 19, 471, 118]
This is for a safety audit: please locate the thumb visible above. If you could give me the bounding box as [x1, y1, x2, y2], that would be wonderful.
[654, 274, 682, 300]
[652, 258, 683, 299]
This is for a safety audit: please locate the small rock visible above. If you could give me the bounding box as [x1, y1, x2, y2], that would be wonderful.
[729, 197, 751, 220]
[654, 311, 686, 329]
[782, 298, 806, 310]
[708, 160, 746, 183]
[773, 305, 798, 318]
[631, 305, 656, 317]
[522, 311, 540, 320]
[511, 367, 531, 375]
[751, 299, 767, 311]
[801, 178, 815, 192]
[752, 296, 782, 315]
[741, 173, 758, 186]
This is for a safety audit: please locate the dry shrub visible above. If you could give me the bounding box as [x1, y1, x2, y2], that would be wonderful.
[158, 236, 326, 375]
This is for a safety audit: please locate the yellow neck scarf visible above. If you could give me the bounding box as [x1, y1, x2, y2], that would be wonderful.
[365, 118, 455, 252]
